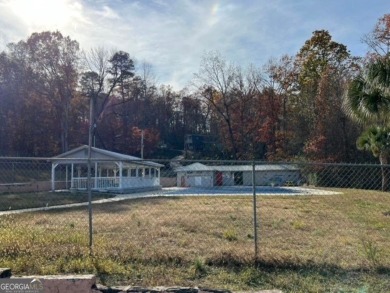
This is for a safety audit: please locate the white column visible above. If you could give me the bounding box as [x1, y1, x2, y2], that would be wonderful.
[51, 163, 58, 191]
[65, 165, 68, 189]
[94, 162, 98, 189]
[118, 162, 123, 189]
[71, 163, 74, 188]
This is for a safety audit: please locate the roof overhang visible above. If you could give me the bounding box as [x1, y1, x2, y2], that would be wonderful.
[51, 145, 164, 168]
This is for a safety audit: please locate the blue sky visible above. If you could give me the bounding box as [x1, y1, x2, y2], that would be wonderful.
[0, 0, 388, 89]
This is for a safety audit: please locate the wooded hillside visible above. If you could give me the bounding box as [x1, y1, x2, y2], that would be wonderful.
[1, 15, 389, 162]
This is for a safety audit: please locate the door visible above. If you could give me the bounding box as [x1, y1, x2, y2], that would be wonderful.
[216, 172, 223, 186]
[234, 172, 243, 185]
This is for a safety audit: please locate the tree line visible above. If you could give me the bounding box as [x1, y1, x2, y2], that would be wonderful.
[0, 14, 389, 166]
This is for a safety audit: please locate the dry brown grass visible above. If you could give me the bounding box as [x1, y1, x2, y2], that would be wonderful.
[0, 190, 390, 291]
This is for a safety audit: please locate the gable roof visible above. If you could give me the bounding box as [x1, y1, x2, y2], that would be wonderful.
[51, 145, 163, 167]
[175, 163, 210, 171]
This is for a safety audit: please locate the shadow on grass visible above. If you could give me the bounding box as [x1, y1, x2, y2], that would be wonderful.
[254, 260, 390, 276]
[204, 255, 390, 290]
[39, 195, 184, 215]
[91, 196, 183, 214]
[204, 251, 390, 278]
[93, 256, 390, 291]
[0, 191, 116, 211]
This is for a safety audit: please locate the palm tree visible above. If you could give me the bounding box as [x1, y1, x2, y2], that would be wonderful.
[344, 56, 390, 190]
[357, 126, 390, 190]
[345, 58, 390, 124]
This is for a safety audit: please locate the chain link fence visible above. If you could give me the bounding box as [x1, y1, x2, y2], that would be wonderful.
[0, 157, 389, 287]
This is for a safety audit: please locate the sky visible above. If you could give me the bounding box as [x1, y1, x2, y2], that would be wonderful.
[0, 0, 388, 89]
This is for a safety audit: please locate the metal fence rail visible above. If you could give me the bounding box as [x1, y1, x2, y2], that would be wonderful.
[0, 157, 389, 287]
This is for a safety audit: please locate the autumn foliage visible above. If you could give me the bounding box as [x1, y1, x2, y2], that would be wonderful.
[0, 14, 389, 162]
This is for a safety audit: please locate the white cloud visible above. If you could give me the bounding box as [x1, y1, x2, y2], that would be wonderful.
[0, 0, 387, 88]
[95, 5, 121, 19]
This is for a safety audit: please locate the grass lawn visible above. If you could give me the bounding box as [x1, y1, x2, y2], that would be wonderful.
[0, 189, 389, 292]
[0, 191, 115, 211]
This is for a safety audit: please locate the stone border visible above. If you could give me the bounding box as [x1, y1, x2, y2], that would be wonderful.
[0, 269, 96, 293]
[0, 269, 282, 293]
[95, 285, 232, 293]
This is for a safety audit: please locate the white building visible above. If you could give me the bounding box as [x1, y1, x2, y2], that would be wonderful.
[51, 145, 163, 193]
[175, 163, 301, 187]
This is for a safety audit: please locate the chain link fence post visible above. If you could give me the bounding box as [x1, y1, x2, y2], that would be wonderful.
[252, 161, 258, 261]
[87, 96, 94, 251]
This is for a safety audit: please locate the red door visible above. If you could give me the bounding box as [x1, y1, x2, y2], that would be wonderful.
[216, 172, 223, 186]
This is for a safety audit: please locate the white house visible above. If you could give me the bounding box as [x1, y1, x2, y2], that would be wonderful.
[51, 145, 164, 193]
[175, 163, 301, 187]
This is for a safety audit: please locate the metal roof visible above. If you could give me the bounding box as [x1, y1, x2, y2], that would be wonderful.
[175, 163, 299, 172]
[51, 145, 164, 167]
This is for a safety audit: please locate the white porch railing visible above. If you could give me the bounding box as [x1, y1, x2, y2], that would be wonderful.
[72, 177, 159, 190]
[96, 177, 120, 189]
[72, 177, 92, 189]
[121, 177, 159, 188]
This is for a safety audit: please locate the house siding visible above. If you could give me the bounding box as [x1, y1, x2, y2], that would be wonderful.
[177, 169, 301, 187]
[177, 171, 213, 187]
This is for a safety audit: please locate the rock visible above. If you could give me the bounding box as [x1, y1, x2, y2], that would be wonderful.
[165, 287, 199, 293]
[199, 288, 231, 293]
[0, 268, 11, 278]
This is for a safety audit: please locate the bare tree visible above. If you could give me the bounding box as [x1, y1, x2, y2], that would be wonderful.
[193, 52, 265, 159]
[362, 14, 390, 58]
[193, 52, 241, 158]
